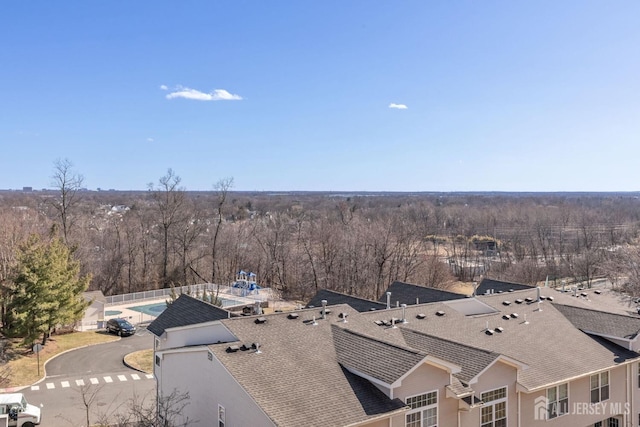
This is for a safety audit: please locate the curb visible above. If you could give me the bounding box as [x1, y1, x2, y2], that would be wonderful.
[0, 333, 121, 393]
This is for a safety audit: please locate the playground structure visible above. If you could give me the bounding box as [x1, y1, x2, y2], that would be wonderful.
[232, 270, 261, 296]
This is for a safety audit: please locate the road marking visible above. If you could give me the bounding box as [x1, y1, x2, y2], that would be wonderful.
[117, 375, 127, 382]
[76, 379, 85, 386]
[31, 385, 39, 391]
[104, 376, 113, 383]
[146, 374, 154, 379]
[131, 374, 140, 380]
[61, 381, 70, 388]
[90, 378, 99, 385]
[46, 383, 55, 389]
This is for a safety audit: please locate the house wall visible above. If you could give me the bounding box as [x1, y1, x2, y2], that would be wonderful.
[518, 364, 634, 426]
[158, 322, 236, 350]
[395, 362, 458, 427]
[460, 361, 518, 427]
[157, 347, 275, 427]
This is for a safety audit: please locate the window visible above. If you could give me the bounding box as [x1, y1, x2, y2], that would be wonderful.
[594, 418, 620, 427]
[155, 355, 161, 366]
[480, 387, 507, 427]
[547, 383, 568, 419]
[218, 404, 225, 427]
[405, 391, 437, 427]
[591, 372, 610, 403]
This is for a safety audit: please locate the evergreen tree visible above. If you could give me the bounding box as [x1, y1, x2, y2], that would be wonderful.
[6, 235, 90, 346]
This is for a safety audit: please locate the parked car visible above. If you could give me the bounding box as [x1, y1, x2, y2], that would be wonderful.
[0, 392, 41, 426]
[106, 318, 136, 336]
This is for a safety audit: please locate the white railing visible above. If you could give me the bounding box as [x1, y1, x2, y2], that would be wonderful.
[105, 283, 270, 306]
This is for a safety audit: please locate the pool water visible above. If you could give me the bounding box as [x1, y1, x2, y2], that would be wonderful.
[105, 310, 122, 316]
[128, 296, 245, 316]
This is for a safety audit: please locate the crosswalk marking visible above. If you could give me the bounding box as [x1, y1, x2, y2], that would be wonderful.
[31, 373, 154, 392]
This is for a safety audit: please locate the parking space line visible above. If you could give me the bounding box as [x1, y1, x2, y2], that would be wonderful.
[31, 385, 39, 391]
[131, 374, 140, 380]
[46, 383, 55, 389]
[146, 374, 154, 379]
[104, 376, 113, 383]
[90, 377, 99, 385]
[61, 381, 70, 388]
[117, 375, 127, 382]
[76, 379, 85, 386]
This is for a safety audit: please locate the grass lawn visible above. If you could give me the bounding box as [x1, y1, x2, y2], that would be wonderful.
[2, 331, 119, 388]
[124, 349, 153, 374]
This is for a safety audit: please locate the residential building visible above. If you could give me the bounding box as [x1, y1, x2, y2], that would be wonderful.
[149, 287, 640, 426]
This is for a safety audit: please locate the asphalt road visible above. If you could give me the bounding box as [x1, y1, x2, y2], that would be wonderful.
[23, 329, 155, 426]
[45, 329, 154, 377]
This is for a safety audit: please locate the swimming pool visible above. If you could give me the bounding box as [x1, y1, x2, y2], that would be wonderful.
[128, 296, 246, 316]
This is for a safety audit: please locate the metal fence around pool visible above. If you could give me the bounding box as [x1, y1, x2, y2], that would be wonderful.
[105, 283, 270, 306]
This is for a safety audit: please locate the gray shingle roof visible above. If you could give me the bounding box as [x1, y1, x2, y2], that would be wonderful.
[554, 303, 640, 339]
[400, 329, 501, 384]
[476, 278, 533, 295]
[147, 294, 229, 336]
[333, 325, 426, 385]
[379, 281, 467, 305]
[210, 306, 408, 427]
[307, 289, 386, 312]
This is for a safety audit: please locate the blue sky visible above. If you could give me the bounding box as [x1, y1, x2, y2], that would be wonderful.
[1, 1, 639, 192]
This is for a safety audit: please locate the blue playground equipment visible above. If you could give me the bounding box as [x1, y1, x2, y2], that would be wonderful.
[232, 270, 261, 296]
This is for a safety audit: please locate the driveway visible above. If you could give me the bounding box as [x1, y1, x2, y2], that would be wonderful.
[44, 328, 154, 378]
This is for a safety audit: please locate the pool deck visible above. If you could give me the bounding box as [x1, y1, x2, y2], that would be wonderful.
[104, 288, 275, 325]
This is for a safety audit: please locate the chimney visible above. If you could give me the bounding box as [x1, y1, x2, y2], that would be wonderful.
[536, 287, 541, 302]
[321, 300, 328, 319]
[401, 304, 408, 323]
[386, 292, 391, 309]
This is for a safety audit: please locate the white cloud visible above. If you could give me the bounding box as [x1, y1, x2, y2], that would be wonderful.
[164, 85, 242, 101]
[160, 85, 168, 91]
[389, 103, 408, 110]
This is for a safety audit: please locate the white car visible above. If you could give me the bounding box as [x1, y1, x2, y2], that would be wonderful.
[0, 393, 41, 426]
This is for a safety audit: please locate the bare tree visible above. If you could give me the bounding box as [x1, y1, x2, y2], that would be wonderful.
[148, 169, 186, 288]
[51, 158, 84, 244]
[211, 177, 233, 284]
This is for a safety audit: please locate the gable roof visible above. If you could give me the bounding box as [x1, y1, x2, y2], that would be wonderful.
[379, 281, 467, 306]
[307, 289, 386, 312]
[554, 303, 640, 340]
[400, 329, 501, 384]
[209, 306, 408, 427]
[147, 294, 229, 336]
[475, 278, 533, 295]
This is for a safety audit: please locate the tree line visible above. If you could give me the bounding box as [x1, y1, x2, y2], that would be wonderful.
[3, 161, 640, 314]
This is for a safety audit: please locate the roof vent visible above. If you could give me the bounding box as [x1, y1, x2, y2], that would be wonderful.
[498, 290, 504, 294]
[251, 342, 262, 354]
[435, 311, 445, 317]
[339, 312, 349, 323]
[502, 315, 510, 320]
[594, 290, 602, 295]
[539, 296, 547, 300]
[515, 299, 524, 304]
[254, 317, 267, 324]
[495, 327, 504, 333]
[369, 307, 378, 311]
[226, 345, 240, 353]
[485, 329, 494, 335]
[287, 313, 299, 320]
[416, 313, 426, 319]
[509, 289, 514, 292]
[502, 301, 511, 306]
[374, 320, 384, 326]
[510, 313, 519, 319]
[240, 344, 252, 351]
[525, 297, 534, 303]
[546, 296, 554, 301]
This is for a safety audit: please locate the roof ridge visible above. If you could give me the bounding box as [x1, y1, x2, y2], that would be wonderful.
[390, 280, 466, 296]
[316, 288, 387, 305]
[331, 324, 426, 356]
[553, 302, 640, 320]
[400, 328, 500, 357]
